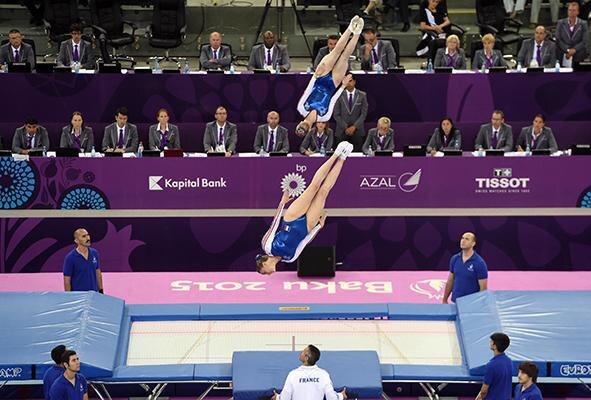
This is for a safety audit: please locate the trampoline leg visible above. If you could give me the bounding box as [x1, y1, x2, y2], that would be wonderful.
[148, 382, 168, 400]
[89, 382, 112, 400]
[197, 381, 217, 400]
[381, 392, 391, 400]
[419, 382, 439, 400]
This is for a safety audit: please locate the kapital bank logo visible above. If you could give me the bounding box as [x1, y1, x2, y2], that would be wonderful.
[149, 175, 227, 191]
[360, 169, 422, 192]
[475, 168, 530, 194]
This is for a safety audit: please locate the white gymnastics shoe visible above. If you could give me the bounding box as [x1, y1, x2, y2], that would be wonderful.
[349, 15, 365, 35]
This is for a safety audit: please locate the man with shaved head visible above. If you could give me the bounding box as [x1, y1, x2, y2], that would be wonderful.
[517, 26, 557, 68]
[253, 111, 290, 154]
[247, 30, 291, 72]
[63, 228, 103, 293]
[442, 232, 488, 303]
[199, 31, 232, 71]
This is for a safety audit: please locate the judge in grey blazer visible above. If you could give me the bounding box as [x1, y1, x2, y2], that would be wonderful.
[203, 106, 237, 156]
[333, 75, 368, 152]
[434, 35, 467, 69]
[57, 24, 95, 69]
[101, 107, 139, 153]
[517, 26, 557, 68]
[427, 117, 462, 154]
[60, 111, 94, 153]
[200, 32, 232, 70]
[362, 117, 395, 155]
[475, 111, 513, 152]
[299, 122, 335, 155]
[360, 28, 397, 70]
[253, 111, 289, 153]
[12, 117, 49, 154]
[0, 29, 36, 69]
[148, 108, 181, 151]
[472, 34, 506, 70]
[555, 3, 588, 65]
[516, 114, 558, 153]
[247, 31, 291, 72]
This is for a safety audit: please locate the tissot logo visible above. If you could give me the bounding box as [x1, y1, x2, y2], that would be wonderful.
[148, 176, 227, 191]
[475, 168, 530, 194]
[360, 169, 421, 192]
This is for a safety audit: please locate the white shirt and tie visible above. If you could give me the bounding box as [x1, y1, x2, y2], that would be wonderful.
[265, 46, 275, 66]
[216, 122, 226, 151]
[531, 41, 543, 65]
[12, 46, 21, 61]
[276, 365, 343, 400]
[211, 47, 220, 60]
[267, 125, 276, 151]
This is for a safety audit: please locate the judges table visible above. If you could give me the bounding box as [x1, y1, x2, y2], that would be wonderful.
[1, 155, 590, 210]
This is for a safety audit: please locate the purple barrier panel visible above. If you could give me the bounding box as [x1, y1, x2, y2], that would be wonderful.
[2, 157, 590, 210]
[1, 216, 590, 273]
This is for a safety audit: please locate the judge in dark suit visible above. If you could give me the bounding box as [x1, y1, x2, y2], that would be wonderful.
[362, 117, 395, 155]
[57, 24, 95, 69]
[247, 31, 291, 72]
[516, 114, 558, 153]
[555, 2, 588, 66]
[12, 117, 49, 154]
[0, 29, 36, 69]
[360, 27, 397, 70]
[427, 116, 462, 154]
[101, 107, 139, 153]
[199, 31, 232, 71]
[475, 110, 513, 152]
[203, 106, 237, 156]
[148, 108, 181, 151]
[60, 111, 94, 153]
[517, 26, 557, 68]
[313, 34, 348, 70]
[300, 122, 335, 155]
[333, 75, 368, 151]
[472, 34, 506, 70]
[253, 111, 289, 153]
[434, 34, 467, 69]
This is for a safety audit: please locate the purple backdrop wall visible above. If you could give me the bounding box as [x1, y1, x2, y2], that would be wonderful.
[1, 216, 591, 273]
[1, 73, 591, 152]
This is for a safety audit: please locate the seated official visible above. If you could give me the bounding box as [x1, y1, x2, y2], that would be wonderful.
[314, 34, 352, 70]
[475, 110, 513, 152]
[427, 116, 461, 154]
[200, 31, 232, 71]
[148, 108, 181, 151]
[272, 345, 346, 400]
[359, 27, 397, 70]
[434, 35, 466, 69]
[248, 31, 291, 72]
[300, 122, 335, 155]
[555, 2, 588, 67]
[362, 117, 395, 155]
[516, 114, 558, 153]
[472, 34, 506, 70]
[60, 111, 94, 153]
[101, 107, 139, 153]
[517, 26, 557, 68]
[57, 23, 95, 69]
[0, 29, 36, 69]
[253, 111, 289, 153]
[203, 106, 237, 156]
[12, 117, 49, 154]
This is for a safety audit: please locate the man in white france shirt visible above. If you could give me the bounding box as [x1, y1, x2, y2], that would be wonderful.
[272, 345, 347, 400]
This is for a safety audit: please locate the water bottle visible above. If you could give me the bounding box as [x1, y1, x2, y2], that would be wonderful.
[229, 64, 235, 74]
[427, 59, 434, 74]
[554, 60, 560, 72]
[259, 149, 267, 157]
[320, 143, 326, 156]
[42, 145, 47, 157]
[367, 145, 373, 157]
[91, 146, 96, 158]
[306, 65, 312, 74]
[481, 62, 486, 74]
[182, 59, 190, 74]
[153, 59, 162, 74]
[525, 143, 531, 156]
[375, 63, 383, 74]
[138, 142, 144, 158]
[516, 62, 522, 72]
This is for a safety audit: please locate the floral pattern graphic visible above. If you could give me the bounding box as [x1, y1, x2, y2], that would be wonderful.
[58, 185, 109, 210]
[0, 159, 39, 209]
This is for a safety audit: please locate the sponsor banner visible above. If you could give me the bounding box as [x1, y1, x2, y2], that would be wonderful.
[0, 365, 32, 381]
[552, 362, 591, 378]
[3, 157, 591, 209]
[1, 271, 590, 304]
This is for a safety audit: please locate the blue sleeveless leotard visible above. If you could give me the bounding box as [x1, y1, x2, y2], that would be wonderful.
[271, 216, 309, 261]
[303, 73, 337, 117]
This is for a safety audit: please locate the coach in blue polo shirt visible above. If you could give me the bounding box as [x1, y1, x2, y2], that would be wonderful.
[63, 228, 103, 293]
[49, 350, 88, 400]
[476, 332, 512, 400]
[514, 361, 543, 400]
[442, 232, 488, 304]
[43, 344, 66, 400]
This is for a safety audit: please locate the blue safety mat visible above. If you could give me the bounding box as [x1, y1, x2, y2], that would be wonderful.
[232, 351, 383, 400]
[0, 292, 124, 379]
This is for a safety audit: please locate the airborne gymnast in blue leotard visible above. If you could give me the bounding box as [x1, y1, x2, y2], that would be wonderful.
[256, 140, 354, 274]
[295, 16, 365, 135]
